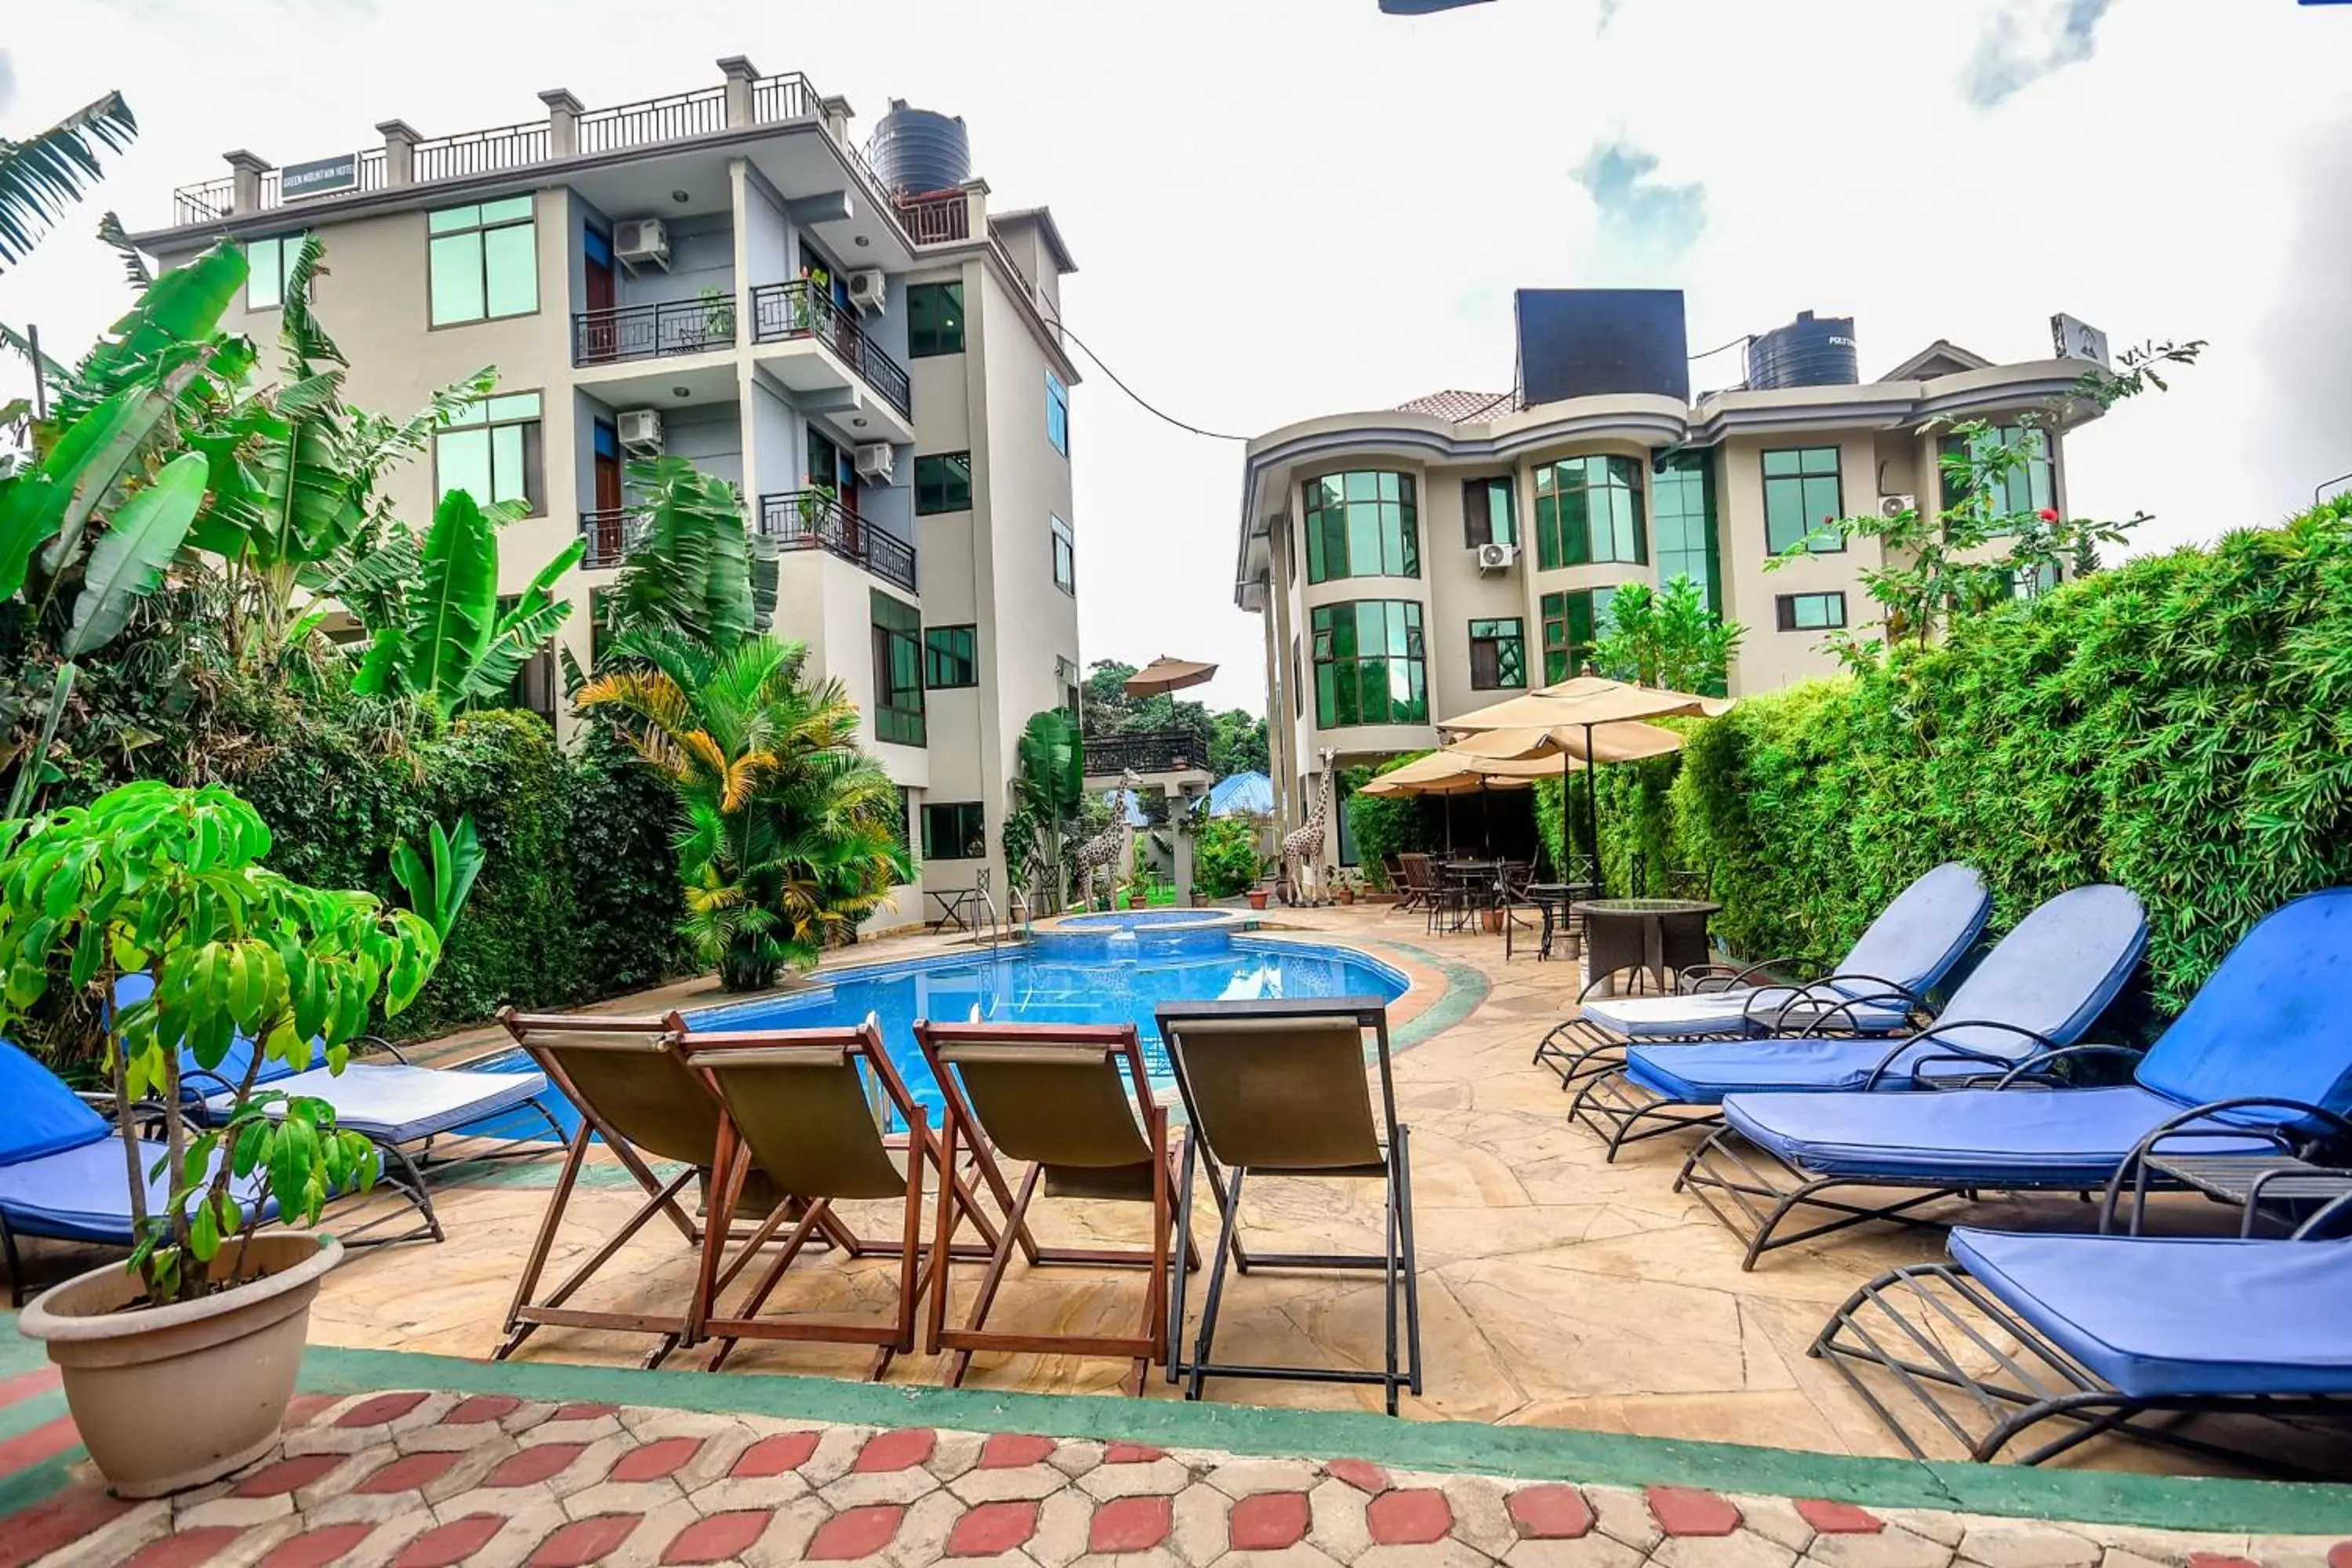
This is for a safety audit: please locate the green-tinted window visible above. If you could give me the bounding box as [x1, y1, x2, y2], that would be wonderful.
[1651, 450, 1722, 612]
[435, 390, 543, 514]
[1762, 446, 1844, 555]
[1539, 588, 1615, 684]
[1302, 470, 1420, 584]
[244, 233, 309, 311]
[870, 590, 926, 746]
[1468, 617, 1524, 690]
[922, 801, 986, 859]
[1774, 592, 1847, 632]
[914, 452, 973, 514]
[493, 593, 557, 726]
[1940, 424, 2055, 527]
[1464, 477, 1516, 548]
[427, 196, 537, 326]
[908, 282, 964, 356]
[1533, 456, 1644, 569]
[1309, 600, 1427, 728]
[924, 624, 977, 688]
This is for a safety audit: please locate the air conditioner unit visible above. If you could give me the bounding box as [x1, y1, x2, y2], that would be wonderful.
[1878, 493, 1917, 520]
[854, 442, 895, 483]
[612, 218, 671, 273]
[846, 269, 887, 314]
[617, 408, 664, 455]
[1474, 541, 1520, 572]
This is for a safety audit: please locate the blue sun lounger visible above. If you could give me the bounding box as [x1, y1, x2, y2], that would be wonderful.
[1812, 1218, 2352, 1468]
[1570, 884, 2146, 1158]
[113, 975, 560, 1246]
[1685, 888, 2352, 1269]
[0, 1040, 275, 1305]
[1533, 863, 1992, 1091]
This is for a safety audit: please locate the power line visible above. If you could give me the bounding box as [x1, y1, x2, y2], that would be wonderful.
[1040, 306, 1250, 441]
[1689, 333, 1751, 361]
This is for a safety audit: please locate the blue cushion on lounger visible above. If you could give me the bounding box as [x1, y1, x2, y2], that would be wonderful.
[1949, 1228, 2352, 1399]
[113, 973, 326, 1091]
[1626, 1037, 1924, 1100]
[0, 1135, 276, 1244]
[0, 1041, 114, 1167]
[1584, 989, 1918, 1041]
[1720, 1086, 2277, 1185]
[200, 1063, 549, 1144]
[1581, 863, 1990, 1042]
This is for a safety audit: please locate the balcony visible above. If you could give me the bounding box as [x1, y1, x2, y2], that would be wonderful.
[1083, 731, 1209, 781]
[579, 508, 649, 569]
[757, 490, 916, 594]
[749, 281, 913, 419]
[895, 191, 970, 245]
[573, 298, 737, 367]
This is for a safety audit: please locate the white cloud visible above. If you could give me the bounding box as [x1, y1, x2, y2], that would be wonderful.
[1571, 140, 1706, 281]
[1961, 0, 2115, 108]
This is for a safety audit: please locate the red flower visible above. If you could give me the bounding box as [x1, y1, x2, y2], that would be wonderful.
[2038, 507, 2059, 522]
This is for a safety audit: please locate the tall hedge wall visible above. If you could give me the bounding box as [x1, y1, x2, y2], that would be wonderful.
[1647, 497, 2352, 1018]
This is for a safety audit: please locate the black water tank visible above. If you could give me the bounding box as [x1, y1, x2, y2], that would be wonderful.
[1746, 312, 1858, 390]
[870, 101, 971, 197]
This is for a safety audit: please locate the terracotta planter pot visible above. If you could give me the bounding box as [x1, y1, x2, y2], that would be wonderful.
[1126, 894, 1147, 909]
[20, 1232, 342, 1497]
[1480, 909, 1504, 935]
[1336, 889, 1356, 906]
[1245, 890, 1269, 910]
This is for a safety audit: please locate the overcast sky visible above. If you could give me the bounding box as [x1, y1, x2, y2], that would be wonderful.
[5, 0, 2347, 715]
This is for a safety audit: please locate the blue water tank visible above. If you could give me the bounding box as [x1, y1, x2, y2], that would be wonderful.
[870, 101, 971, 197]
[1746, 311, 1859, 390]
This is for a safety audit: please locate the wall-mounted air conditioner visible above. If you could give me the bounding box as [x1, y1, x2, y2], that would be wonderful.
[612, 218, 671, 273]
[854, 443, 895, 483]
[1878, 493, 1917, 520]
[1475, 541, 1519, 572]
[846, 269, 887, 314]
[618, 408, 664, 454]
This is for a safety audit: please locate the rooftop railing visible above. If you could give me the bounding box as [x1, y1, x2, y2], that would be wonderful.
[1084, 732, 1210, 779]
[895, 191, 970, 245]
[757, 490, 916, 593]
[412, 119, 550, 183]
[578, 85, 726, 155]
[748, 281, 913, 418]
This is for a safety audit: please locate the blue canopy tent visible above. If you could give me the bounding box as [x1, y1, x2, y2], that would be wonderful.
[1207, 772, 1274, 816]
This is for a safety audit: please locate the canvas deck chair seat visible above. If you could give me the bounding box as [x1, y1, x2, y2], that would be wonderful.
[914, 1020, 1186, 1396]
[1811, 1221, 2352, 1468]
[1571, 884, 2145, 1159]
[1535, 862, 1990, 1091]
[1154, 998, 1420, 1414]
[685, 1018, 989, 1381]
[0, 1041, 276, 1305]
[1682, 888, 2352, 1269]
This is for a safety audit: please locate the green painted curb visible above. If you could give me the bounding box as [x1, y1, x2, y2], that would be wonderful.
[0, 1454, 76, 1519]
[299, 1345, 2352, 1534]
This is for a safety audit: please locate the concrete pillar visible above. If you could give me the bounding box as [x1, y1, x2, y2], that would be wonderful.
[961, 177, 989, 239]
[717, 57, 760, 127]
[222, 150, 270, 215]
[818, 94, 855, 148]
[538, 89, 582, 158]
[1174, 787, 1200, 906]
[375, 120, 419, 186]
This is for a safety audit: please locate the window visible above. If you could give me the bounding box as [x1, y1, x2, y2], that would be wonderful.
[434, 391, 543, 514]
[1651, 451, 1722, 612]
[1051, 514, 1075, 593]
[1775, 591, 1848, 631]
[589, 588, 619, 667]
[1290, 635, 1303, 718]
[922, 802, 987, 860]
[1940, 424, 2056, 523]
[924, 624, 977, 688]
[908, 282, 964, 356]
[1310, 601, 1426, 728]
[870, 590, 926, 746]
[1463, 477, 1517, 549]
[494, 593, 557, 726]
[1045, 372, 1069, 455]
[913, 452, 972, 515]
[1533, 456, 1645, 569]
[1762, 447, 1845, 555]
[1302, 470, 1420, 583]
[1468, 617, 1525, 690]
[244, 233, 310, 311]
[1540, 588, 1615, 684]
[428, 196, 536, 326]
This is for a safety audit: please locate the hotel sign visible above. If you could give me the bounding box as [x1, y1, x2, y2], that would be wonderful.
[281, 152, 359, 201]
[2050, 314, 2110, 369]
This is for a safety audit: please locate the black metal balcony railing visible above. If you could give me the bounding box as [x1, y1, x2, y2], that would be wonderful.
[747, 281, 913, 418]
[578, 507, 650, 569]
[573, 298, 737, 366]
[1083, 731, 1208, 779]
[757, 490, 916, 594]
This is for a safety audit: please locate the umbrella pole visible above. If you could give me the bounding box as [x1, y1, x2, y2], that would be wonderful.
[1584, 721, 1602, 893]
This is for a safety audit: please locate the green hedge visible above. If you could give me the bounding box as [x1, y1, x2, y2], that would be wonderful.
[1650, 497, 2352, 1018]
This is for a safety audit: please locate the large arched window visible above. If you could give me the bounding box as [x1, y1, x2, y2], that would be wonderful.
[1303, 471, 1420, 583]
[1310, 601, 1427, 727]
[1533, 456, 1645, 570]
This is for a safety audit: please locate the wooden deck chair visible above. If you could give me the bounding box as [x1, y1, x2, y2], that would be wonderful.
[682, 1018, 980, 1381]
[912, 1020, 1188, 1396]
[1153, 998, 1422, 1414]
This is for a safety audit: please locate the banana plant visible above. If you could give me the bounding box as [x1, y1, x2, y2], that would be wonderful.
[347, 488, 582, 721]
[391, 815, 486, 942]
[0, 90, 137, 270]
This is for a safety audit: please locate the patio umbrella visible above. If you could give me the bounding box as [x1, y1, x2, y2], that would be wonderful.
[1356, 749, 1547, 855]
[1123, 657, 1218, 699]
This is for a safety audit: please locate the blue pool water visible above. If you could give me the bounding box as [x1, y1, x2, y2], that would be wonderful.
[466, 934, 1406, 1142]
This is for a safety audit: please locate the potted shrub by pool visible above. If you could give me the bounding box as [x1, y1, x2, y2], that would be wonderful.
[2, 783, 441, 1497]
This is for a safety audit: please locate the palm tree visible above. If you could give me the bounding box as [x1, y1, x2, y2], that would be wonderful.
[0, 92, 136, 270]
[578, 631, 909, 989]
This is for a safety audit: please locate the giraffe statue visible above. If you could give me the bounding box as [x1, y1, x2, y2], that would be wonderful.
[1073, 768, 1143, 909]
[1282, 750, 1338, 906]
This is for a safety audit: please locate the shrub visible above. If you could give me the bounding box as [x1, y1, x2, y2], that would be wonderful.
[1192, 814, 1264, 898]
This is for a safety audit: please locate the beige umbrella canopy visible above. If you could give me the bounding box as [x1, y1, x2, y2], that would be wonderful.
[1448, 723, 1686, 766]
[1356, 748, 1559, 796]
[1123, 657, 1219, 699]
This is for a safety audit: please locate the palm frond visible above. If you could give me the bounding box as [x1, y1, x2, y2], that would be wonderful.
[95, 211, 150, 285]
[0, 91, 138, 269]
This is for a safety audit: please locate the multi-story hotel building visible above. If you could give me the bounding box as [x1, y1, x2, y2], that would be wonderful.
[130, 60, 1084, 931]
[1233, 290, 2107, 860]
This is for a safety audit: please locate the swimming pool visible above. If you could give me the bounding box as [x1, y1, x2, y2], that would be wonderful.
[464, 934, 1408, 1142]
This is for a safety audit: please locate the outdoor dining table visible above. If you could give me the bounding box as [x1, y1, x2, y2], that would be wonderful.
[1437, 860, 1501, 933]
[1571, 896, 1721, 993]
[1515, 881, 1599, 961]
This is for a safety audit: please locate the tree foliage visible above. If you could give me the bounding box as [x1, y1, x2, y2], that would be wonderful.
[1589, 576, 1740, 696]
[597, 457, 772, 659]
[0, 90, 136, 270]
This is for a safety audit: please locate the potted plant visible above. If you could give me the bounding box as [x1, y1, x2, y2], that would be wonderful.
[3, 782, 441, 1497]
[1333, 868, 1359, 906]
